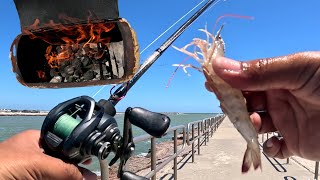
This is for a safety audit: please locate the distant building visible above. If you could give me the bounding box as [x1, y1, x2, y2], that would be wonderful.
[0, 109, 12, 112]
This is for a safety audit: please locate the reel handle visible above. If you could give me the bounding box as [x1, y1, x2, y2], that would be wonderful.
[126, 107, 170, 138]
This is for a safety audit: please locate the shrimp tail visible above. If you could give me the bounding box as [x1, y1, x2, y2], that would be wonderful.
[242, 142, 262, 173]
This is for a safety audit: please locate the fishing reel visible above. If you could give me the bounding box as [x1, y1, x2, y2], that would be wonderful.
[40, 96, 170, 180]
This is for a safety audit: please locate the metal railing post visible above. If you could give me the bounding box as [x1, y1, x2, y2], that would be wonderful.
[207, 120, 210, 142]
[214, 118, 217, 132]
[204, 121, 207, 145]
[213, 118, 216, 133]
[210, 118, 213, 137]
[174, 130, 178, 180]
[209, 119, 212, 137]
[151, 137, 156, 180]
[215, 119, 218, 131]
[315, 161, 319, 180]
[192, 124, 195, 163]
[198, 122, 200, 155]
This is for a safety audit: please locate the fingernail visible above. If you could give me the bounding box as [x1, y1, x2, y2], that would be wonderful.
[214, 57, 241, 72]
[266, 139, 273, 148]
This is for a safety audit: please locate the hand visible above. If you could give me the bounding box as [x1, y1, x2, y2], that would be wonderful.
[206, 51, 320, 161]
[0, 130, 97, 180]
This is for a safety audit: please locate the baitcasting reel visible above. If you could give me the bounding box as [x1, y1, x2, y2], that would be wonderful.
[40, 96, 170, 180]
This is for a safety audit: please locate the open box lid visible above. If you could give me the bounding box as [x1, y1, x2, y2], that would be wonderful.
[14, 0, 119, 31]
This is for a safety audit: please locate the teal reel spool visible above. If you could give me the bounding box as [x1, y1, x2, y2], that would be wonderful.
[53, 114, 80, 139]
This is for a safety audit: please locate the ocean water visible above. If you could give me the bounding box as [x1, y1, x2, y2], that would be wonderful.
[0, 113, 216, 172]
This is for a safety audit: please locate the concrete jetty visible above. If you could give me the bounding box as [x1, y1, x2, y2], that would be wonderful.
[160, 117, 316, 180]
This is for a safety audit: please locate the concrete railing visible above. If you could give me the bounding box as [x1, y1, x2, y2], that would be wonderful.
[261, 132, 319, 180]
[132, 114, 225, 180]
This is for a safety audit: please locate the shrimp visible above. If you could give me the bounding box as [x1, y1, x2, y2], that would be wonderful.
[172, 24, 261, 173]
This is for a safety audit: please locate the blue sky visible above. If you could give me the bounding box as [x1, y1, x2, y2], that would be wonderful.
[1, 0, 320, 113]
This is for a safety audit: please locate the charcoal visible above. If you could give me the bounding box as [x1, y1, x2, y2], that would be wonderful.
[60, 60, 70, 67]
[67, 76, 77, 82]
[91, 57, 99, 64]
[74, 69, 83, 77]
[71, 44, 79, 52]
[94, 74, 101, 80]
[101, 64, 107, 73]
[65, 65, 75, 75]
[88, 53, 95, 59]
[83, 64, 93, 70]
[72, 58, 82, 69]
[60, 70, 67, 78]
[83, 46, 90, 55]
[50, 68, 59, 77]
[92, 64, 102, 74]
[81, 57, 90, 67]
[56, 46, 62, 54]
[44, 41, 125, 83]
[50, 76, 62, 83]
[83, 70, 95, 81]
[67, 46, 73, 55]
[89, 43, 98, 51]
[74, 48, 83, 58]
[80, 48, 86, 55]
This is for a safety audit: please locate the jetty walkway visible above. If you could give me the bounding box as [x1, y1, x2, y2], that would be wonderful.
[160, 117, 315, 180]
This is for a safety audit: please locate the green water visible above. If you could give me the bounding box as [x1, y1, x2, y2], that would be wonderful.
[0, 113, 216, 173]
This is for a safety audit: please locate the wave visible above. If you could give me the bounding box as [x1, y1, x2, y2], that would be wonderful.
[136, 152, 148, 157]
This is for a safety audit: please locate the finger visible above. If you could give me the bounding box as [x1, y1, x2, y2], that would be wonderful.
[250, 112, 276, 134]
[2, 130, 43, 152]
[263, 136, 292, 159]
[250, 112, 261, 132]
[243, 91, 266, 112]
[40, 156, 85, 180]
[212, 52, 320, 91]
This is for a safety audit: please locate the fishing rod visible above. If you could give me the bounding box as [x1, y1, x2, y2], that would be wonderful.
[108, 0, 218, 105]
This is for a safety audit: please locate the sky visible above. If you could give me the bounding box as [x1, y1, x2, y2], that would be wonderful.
[1, 0, 320, 113]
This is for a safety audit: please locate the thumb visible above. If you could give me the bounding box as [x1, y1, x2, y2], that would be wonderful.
[212, 52, 320, 91]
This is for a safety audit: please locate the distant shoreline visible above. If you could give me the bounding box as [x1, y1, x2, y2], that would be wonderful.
[0, 112, 48, 116]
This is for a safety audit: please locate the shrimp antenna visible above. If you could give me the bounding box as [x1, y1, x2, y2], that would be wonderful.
[215, 23, 225, 40]
[213, 14, 254, 31]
